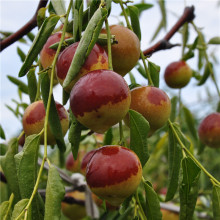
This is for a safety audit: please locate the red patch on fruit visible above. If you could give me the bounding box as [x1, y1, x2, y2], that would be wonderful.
[86, 146, 140, 187]
[56, 43, 108, 80]
[26, 102, 46, 124]
[81, 149, 96, 170]
[147, 87, 168, 105]
[165, 60, 186, 76]
[70, 70, 129, 117]
[199, 113, 220, 132]
[55, 102, 68, 120]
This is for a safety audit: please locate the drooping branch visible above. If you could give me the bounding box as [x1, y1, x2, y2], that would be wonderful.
[143, 6, 195, 57]
[0, 0, 48, 52]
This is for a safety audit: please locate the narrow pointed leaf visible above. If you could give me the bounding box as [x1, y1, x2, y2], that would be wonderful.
[0, 138, 21, 203]
[120, 3, 153, 16]
[129, 109, 150, 167]
[212, 185, 220, 220]
[0, 201, 10, 220]
[7, 75, 28, 94]
[179, 157, 201, 220]
[51, 0, 66, 23]
[41, 72, 66, 152]
[11, 199, 32, 220]
[0, 124, 6, 139]
[17, 47, 26, 62]
[198, 62, 213, 86]
[27, 68, 37, 103]
[148, 61, 160, 87]
[143, 181, 162, 220]
[73, 0, 83, 42]
[165, 124, 182, 201]
[63, 7, 108, 88]
[19, 15, 60, 77]
[208, 37, 220, 44]
[170, 96, 178, 122]
[103, 128, 113, 145]
[129, 72, 136, 84]
[128, 6, 141, 40]
[44, 165, 65, 219]
[14, 134, 43, 220]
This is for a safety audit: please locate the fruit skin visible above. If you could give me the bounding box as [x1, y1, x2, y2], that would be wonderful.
[80, 149, 96, 175]
[66, 150, 86, 173]
[61, 191, 86, 220]
[161, 209, 179, 220]
[125, 86, 171, 133]
[22, 100, 69, 145]
[164, 60, 192, 88]
[101, 25, 140, 76]
[86, 145, 142, 206]
[198, 112, 220, 148]
[56, 42, 108, 93]
[40, 32, 72, 83]
[70, 69, 131, 133]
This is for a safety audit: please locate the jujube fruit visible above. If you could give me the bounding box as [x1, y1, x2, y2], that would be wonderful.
[56, 42, 108, 93]
[164, 60, 192, 89]
[22, 100, 69, 145]
[101, 25, 140, 76]
[61, 191, 86, 220]
[40, 32, 72, 83]
[198, 112, 220, 148]
[86, 145, 142, 206]
[125, 86, 171, 133]
[70, 69, 131, 133]
[80, 149, 96, 175]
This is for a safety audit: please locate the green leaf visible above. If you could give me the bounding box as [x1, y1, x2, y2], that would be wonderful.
[27, 68, 37, 103]
[7, 75, 28, 94]
[51, 0, 66, 23]
[182, 106, 198, 141]
[129, 72, 136, 84]
[158, 0, 167, 28]
[197, 62, 213, 86]
[11, 199, 32, 220]
[0, 124, 6, 139]
[208, 37, 220, 45]
[143, 181, 162, 220]
[0, 138, 21, 203]
[151, 20, 163, 42]
[120, 3, 153, 16]
[182, 23, 189, 53]
[128, 6, 141, 41]
[0, 201, 10, 220]
[62, 88, 70, 105]
[170, 96, 178, 122]
[68, 110, 83, 160]
[73, 0, 83, 42]
[137, 62, 147, 79]
[103, 128, 113, 145]
[148, 61, 160, 87]
[179, 157, 201, 220]
[44, 165, 65, 219]
[41, 72, 66, 152]
[129, 109, 150, 167]
[212, 185, 220, 220]
[14, 134, 43, 220]
[37, 7, 46, 28]
[63, 7, 108, 88]
[27, 32, 35, 42]
[19, 14, 60, 77]
[17, 47, 26, 62]
[165, 124, 182, 201]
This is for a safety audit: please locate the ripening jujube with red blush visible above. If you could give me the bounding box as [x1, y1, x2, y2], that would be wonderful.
[164, 60, 192, 89]
[101, 25, 140, 76]
[80, 149, 97, 175]
[86, 145, 142, 206]
[70, 69, 131, 133]
[198, 112, 220, 148]
[125, 86, 171, 134]
[40, 32, 72, 83]
[22, 100, 69, 145]
[56, 42, 108, 93]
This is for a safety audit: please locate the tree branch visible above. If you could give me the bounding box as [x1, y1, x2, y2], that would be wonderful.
[143, 5, 195, 57]
[0, 0, 48, 52]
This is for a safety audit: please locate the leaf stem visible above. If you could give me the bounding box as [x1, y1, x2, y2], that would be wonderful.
[168, 119, 220, 186]
[105, 19, 113, 70]
[135, 191, 147, 220]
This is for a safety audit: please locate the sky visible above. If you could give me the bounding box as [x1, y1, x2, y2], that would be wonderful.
[0, 0, 220, 140]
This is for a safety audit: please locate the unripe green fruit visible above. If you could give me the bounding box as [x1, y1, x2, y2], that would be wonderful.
[40, 32, 72, 84]
[22, 100, 69, 145]
[125, 86, 171, 133]
[86, 145, 142, 206]
[198, 112, 220, 148]
[164, 60, 192, 88]
[56, 42, 109, 93]
[70, 69, 131, 133]
[101, 25, 140, 76]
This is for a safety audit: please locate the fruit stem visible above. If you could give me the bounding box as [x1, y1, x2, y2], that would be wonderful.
[119, 1, 132, 30]
[17, 130, 25, 142]
[135, 191, 147, 220]
[15, 2, 73, 219]
[191, 21, 220, 100]
[105, 19, 113, 71]
[35, 74, 42, 101]
[168, 119, 220, 186]
[119, 120, 125, 145]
